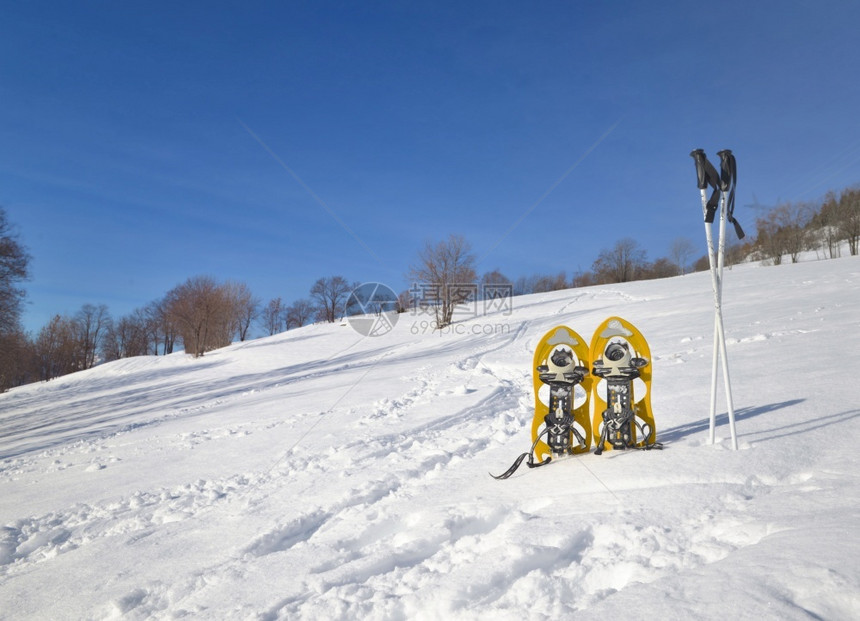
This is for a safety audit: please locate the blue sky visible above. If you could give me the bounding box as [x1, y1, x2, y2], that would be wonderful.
[3, 1, 859, 335]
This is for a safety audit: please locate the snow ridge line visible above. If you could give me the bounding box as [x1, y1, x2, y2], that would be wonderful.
[0, 339, 410, 463]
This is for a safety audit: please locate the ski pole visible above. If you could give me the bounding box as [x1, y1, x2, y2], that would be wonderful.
[690, 149, 738, 449]
[716, 150, 739, 450]
[703, 191, 723, 446]
[691, 150, 722, 444]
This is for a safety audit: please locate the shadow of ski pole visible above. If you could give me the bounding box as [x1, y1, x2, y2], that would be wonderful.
[659, 399, 806, 443]
[744, 407, 860, 443]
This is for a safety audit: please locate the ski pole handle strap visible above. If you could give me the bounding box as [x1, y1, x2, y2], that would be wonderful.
[717, 149, 745, 240]
[705, 190, 720, 224]
[730, 217, 745, 240]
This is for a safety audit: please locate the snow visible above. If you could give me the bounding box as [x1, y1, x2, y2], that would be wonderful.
[1, 256, 859, 620]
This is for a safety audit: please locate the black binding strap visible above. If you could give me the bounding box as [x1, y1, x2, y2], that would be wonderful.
[490, 429, 552, 479]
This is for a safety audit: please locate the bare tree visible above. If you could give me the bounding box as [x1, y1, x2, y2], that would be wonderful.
[572, 270, 598, 287]
[532, 272, 569, 293]
[777, 202, 812, 263]
[408, 234, 477, 329]
[515, 273, 568, 295]
[591, 238, 648, 283]
[165, 277, 261, 355]
[479, 270, 513, 303]
[0, 208, 32, 390]
[34, 315, 80, 380]
[101, 316, 127, 361]
[670, 237, 696, 275]
[224, 281, 259, 341]
[754, 212, 785, 265]
[165, 276, 232, 357]
[397, 289, 413, 314]
[0, 330, 33, 391]
[286, 298, 314, 328]
[644, 257, 680, 279]
[260, 297, 285, 335]
[480, 270, 511, 286]
[692, 254, 711, 272]
[813, 191, 843, 258]
[513, 275, 537, 296]
[728, 237, 757, 267]
[147, 299, 176, 355]
[102, 309, 153, 361]
[0, 207, 31, 334]
[754, 202, 812, 265]
[835, 187, 860, 255]
[75, 303, 110, 369]
[310, 276, 352, 323]
[134, 307, 158, 355]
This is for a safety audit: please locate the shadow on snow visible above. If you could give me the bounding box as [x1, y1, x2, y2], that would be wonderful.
[659, 399, 807, 444]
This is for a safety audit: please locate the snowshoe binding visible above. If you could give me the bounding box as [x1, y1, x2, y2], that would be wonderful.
[589, 317, 662, 454]
[491, 326, 591, 479]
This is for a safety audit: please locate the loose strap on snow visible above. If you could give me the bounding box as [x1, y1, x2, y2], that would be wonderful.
[491, 429, 552, 480]
[635, 420, 664, 451]
[717, 149, 745, 240]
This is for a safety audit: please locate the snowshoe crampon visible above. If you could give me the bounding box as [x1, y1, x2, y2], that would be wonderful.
[492, 318, 662, 479]
[491, 326, 591, 479]
[532, 326, 592, 461]
[589, 316, 660, 454]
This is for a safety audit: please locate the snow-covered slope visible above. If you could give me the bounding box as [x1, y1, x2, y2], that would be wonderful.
[2, 257, 859, 620]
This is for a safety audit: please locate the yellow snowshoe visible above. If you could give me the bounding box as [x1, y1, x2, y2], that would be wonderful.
[589, 316, 660, 454]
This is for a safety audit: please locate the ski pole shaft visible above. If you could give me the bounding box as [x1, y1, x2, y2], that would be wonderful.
[710, 314, 720, 444]
[715, 310, 738, 449]
[699, 188, 721, 443]
[716, 188, 739, 450]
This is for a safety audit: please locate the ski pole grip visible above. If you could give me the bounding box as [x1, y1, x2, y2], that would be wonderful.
[690, 149, 709, 189]
[717, 149, 735, 190]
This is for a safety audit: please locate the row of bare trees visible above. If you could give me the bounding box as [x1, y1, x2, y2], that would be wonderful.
[258, 276, 359, 335]
[504, 236, 700, 295]
[401, 234, 697, 328]
[258, 297, 314, 336]
[1, 269, 363, 389]
[1, 207, 31, 391]
[31, 304, 111, 380]
[754, 187, 860, 265]
[16, 277, 259, 383]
